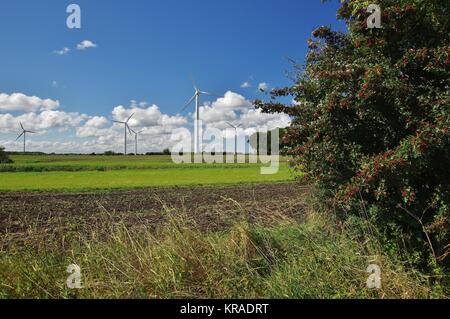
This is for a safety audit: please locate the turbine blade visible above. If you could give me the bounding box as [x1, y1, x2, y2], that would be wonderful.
[27, 131, 37, 134]
[113, 121, 125, 124]
[125, 123, 131, 134]
[16, 132, 24, 141]
[126, 113, 135, 123]
[227, 122, 236, 129]
[181, 94, 196, 112]
[19, 122, 24, 130]
[190, 75, 198, 91]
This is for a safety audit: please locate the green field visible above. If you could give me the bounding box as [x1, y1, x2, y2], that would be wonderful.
[0, 155, 296, 192]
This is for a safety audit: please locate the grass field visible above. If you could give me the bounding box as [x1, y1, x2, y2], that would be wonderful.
[4, 154, 233, 172]
[0, 156, 447, 299]
[0, 155, 296, 192]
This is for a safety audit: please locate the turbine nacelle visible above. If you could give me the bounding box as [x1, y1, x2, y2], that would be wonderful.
[182, 79, 216, 113]
[227, 122, 242, 130]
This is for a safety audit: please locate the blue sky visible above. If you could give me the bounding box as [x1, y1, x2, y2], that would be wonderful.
[0, 0, 345, 153]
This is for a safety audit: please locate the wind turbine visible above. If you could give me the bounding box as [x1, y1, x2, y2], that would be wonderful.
[181, 79, 214, 154]
[129, 127, 145, 156]
[114, 113, 134, 155]
[227, 122, 242, 156]
[16, 122, 36, 153]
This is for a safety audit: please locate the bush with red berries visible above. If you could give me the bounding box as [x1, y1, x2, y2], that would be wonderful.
[255, 0, 449, 268]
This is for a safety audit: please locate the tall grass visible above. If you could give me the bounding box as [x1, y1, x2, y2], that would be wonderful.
[0, 203, 444, 299]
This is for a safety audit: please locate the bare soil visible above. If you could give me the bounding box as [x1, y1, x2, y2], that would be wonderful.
[0, 183, 309, 247]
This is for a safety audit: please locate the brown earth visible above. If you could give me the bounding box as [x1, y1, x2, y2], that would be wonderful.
[0, 182, 310, 247]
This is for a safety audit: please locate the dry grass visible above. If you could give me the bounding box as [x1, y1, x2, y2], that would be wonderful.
[0, 198, 446, 299]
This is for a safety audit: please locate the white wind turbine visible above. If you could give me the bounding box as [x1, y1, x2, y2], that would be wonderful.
[16, 122, 36, 153]
[129, 127, 145, 156]
[113, 113, 135, 155]
[227, 122, 242, 156]
[181, 79, 215, 154]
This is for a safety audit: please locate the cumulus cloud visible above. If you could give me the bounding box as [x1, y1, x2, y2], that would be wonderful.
[112, 102, 187, 129]
[70, 101, 189, 153]
[212, 91, 253, 110]
[0, 92, 60, 112]
[77, 40, 97, 50]
[76, 126, 116, 140]
[53, 47, 70, 55]
[240, 108, 291, 130]
[85, 116, 108, 128]
[197, 91, 289, 131]
[197, 91, 249, 125]
[0, 110, 86, 133]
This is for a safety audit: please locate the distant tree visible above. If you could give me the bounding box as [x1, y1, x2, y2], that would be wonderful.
[0, 147, 13, 164]
[104, 151, 117, 156]
[255, 0, 450, 267]
[163, 148, 171, 155]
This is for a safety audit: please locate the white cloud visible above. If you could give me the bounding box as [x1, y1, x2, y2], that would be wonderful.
[197, 91, 250, 124]
[84, 116, 109, 128]
[198, 91, 290, 132]
[211, 91, 252, 110]
[75, 116, 114, 139]
[112, 102, 187, 129]
[70, 101, 189, 153]
[0, 92, 60, 112]
[240, 82, 252, 89]
[258, 82, 269, 92]
[76, 126, 116, 140]
[76, 40, 97, 50]
[0, 111, 87, 135]
[53, 47, 70, 55]
[240, 109, 291, 130]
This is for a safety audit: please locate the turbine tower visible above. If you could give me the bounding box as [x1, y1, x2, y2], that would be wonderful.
[129, 128, 144, 156]
[227, 122, 242, 156]
[114, 113, 134, 155]
[182, 79, 214, 154]
[16, 122, 36, 153]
